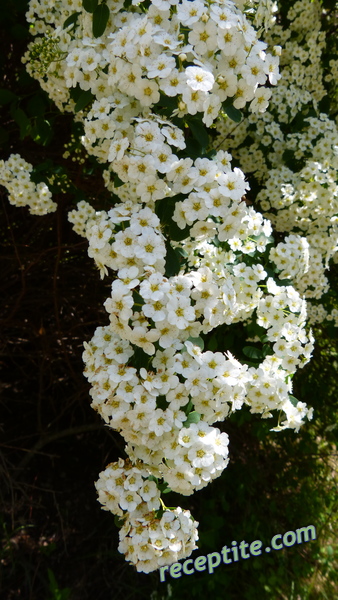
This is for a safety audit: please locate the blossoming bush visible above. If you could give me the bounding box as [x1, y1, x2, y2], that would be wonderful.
[4, 0, 336, 575]
[214, 0, 338, 321]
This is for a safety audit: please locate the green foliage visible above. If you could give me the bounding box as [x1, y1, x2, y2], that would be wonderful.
[47, 569, 71, 600]
[183, 411, 201, 427]
[74, 89, 94, 113]
[222, 99, 243, 123]
[92, 2, 110, 38]
[82, 0, 99, 13]
[63, 12, 81, 30]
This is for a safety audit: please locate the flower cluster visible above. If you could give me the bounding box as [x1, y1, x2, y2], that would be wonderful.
[0, 154, 56, 215]
[213, 0, 338, 318]
[24, 0, 279, 120]
[119, 503, 199, 573]
[14, 0, 319, 574]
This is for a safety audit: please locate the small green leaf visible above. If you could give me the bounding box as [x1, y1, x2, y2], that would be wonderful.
[0, 88, 16, 105]
[168, 220, 191, 242]
[188, 117, 209, 150]
[83, 0, 98, 12]
[114, 515, 126, 528]
[74, 89, 94, 113]
[243, 346, 263, 360]
[157, 482, 171, 493]
[183, 411, 201, 428]
[187, 336, 204, 350]
[63, 12, 80, 30]
[289, 395, 299, 407]
[92, 3, 110, 38]
[164, 242, 181, 277]
[12, 107, 30, 139]
[207, 334, 218, 351]
[27, 94, 46, 117]
[32, 118, 52, 146]
[262, 344, 273, 357]
[113, 173, 125, 188]
[223, 103, 242, 123]
[246, 321, 266, 340]
[183, 400, 193, 415]
[175, 246, 188, 258]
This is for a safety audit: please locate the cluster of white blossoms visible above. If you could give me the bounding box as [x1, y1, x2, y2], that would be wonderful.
[95, 458, 199, 572]
[24, 0, 280, 120]
[118, 503, 199, 573]
[214, 0, 338, 320]
[0, 154, 56, 216]
[269, 234, 310, 282]
[307, 304, 338, 328]
[17, 0, 317, 574]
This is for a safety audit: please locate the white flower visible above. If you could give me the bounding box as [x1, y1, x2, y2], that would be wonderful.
[185, 66, 215, 92]
[134, 79, 160, 106]
[167, 295, 196, 329]
[182, 87, 206, 115]
[264, 54, 281, 85]
[104, 289, 134, 321]
[136, 229, 165, 265]
[130, 326, 160, 355]
[147, 54, 176, 79]
[177, 0, 204, 26]
[148, 408, 174, 436]
[219, 167, 249, 200]
[136, 175, 169, 202]
[250, 87, 272, 113]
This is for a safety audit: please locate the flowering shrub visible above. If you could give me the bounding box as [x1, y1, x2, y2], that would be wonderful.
[0, 154, 56, 215]
[5, 0, 337, 576]
[214, 0, 338, 318]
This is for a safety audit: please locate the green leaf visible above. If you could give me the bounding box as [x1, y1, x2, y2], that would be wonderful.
[0, 88, 16, 105]
[187, 336, 204, 350]
[289, 395, 299, 407]
[223, 102, 242, 123]
[63, 11, 80, 30]
[246, 320, 266, 340]
[27, 94, 46, 117]
[113, 173, 125, 188]
[155, 195, 191, 241]
[114, 515, 126, 528]
[83, 0, 98, 12]
[32, 118, 53, 146]
[92, 3, 110, 38]
[168, 220, 190, 242]
[243, 346, 263, 360]
[164, 242, 181, 277]
[183, 411, 201, 428]
[262, 344, 273, 357]
[157, 482, 171, 493]
[183, 400, 193, 415]
[74, 89, 94, 113]
[188, 118, 209, 150]
[207, 334, 218, 352]
[12, 107, 30, 139]
[175, 246, 188, 258]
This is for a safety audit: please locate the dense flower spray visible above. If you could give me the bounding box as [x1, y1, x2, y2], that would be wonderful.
[0, 0, 322, 573]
